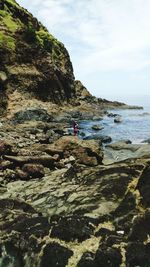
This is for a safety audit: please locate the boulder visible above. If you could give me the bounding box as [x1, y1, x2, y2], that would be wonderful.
[50, 216, 95, 242]
[95, 246, 122, 267]
[92, 125, 104, 131]
[77, 252, 97, 267]
[84, 135, 112, 144]
[106, 140, 134, 151]
[49, 136, 103, 166]
[0, 141, 13, 156]
[40, 243, 73, 267]
[22, 164, 45, 178]
[114, 116, 122, 123]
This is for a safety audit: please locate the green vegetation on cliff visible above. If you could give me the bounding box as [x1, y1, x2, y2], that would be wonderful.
[0, 32, 15, 50]
[0, 0, 77, 115]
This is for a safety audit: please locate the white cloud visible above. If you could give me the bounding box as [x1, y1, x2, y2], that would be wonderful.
[17, 0, 150, 70]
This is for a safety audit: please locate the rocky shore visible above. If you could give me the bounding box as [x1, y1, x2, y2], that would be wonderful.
[0, 0, 150, 266]
[0, 111, 150, 267]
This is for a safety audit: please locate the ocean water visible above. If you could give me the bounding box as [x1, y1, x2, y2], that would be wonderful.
[79, 105, 150, 144]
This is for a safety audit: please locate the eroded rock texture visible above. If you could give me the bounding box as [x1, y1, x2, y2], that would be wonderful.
[0, 118, 150, 267]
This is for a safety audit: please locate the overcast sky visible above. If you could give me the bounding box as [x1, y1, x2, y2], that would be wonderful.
[17, 0, 150, 105]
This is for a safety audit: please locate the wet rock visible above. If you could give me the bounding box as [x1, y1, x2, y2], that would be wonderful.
[128, 211, 150, 242]
[137, 165, 150, 207]
[95, 246, 122, 267]
[92, 125, 104, 131]
[84, 135, 112, 144]
[40, 242, 73, 267]
[77, 252, 97, 267]
[126, 242, 150, 267]
[106, 140, 134, 151]
[0, 242, 24, 267]
[5, 216, 51, 238]
[114, 116, 122, 123]
[100, 135, 112, 143]
[50, 216, 95, 242]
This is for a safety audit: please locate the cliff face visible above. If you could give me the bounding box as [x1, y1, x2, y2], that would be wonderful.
[0, 0, 80, 115]
[0, 0, 130, 118]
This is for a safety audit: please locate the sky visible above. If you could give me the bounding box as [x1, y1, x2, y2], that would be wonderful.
[17, 0, 150, 105]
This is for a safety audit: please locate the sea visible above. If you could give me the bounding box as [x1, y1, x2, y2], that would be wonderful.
[79, 96, 150, 144]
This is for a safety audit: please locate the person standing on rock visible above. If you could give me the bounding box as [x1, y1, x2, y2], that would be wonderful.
[73, 121, 79, 136]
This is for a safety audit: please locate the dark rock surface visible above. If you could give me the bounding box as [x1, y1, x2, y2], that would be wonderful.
[91, 124, 104, 131]
[50, 216, 96, 242]
[114, 116, 123, 123]
[84, 134, 112, 144]
[137, 165, 150, 207]
[0, 117, 150, 267]
[40, 243, 73, 267]
[0, 1, 149, 266]
[11, 108, 54, 124]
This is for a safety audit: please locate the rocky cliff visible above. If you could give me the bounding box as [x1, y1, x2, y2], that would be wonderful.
[0, 0, 83, 116]
[0, 0, 129, 119]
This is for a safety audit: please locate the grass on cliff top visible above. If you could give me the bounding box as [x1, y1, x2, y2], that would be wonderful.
[6, 0, 20, 8]
[36, 29, 62, 52]
[24, 25, 63, 56]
